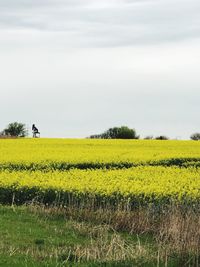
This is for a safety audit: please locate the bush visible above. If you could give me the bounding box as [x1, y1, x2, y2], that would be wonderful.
[155, 135, 169, 140]
[90, 126, 139, 139]
[190, 133, 200, 141]
[144, 135, 154, 140]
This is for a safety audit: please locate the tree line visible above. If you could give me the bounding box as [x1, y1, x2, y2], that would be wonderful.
[1, 122, 200, 140]
[90, 126, 200, 140]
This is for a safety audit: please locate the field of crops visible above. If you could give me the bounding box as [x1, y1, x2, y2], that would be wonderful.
[0, 138, 200, 206]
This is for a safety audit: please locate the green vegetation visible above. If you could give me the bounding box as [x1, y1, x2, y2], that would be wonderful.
[89, 126, 139, 139]
[0, 122, 27, 137]
[0, 205, 198, 267]
[190, 132, 200, 141]
[154, 135, 169, 140]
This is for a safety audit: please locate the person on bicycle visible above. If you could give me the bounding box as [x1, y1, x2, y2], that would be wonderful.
[32, 124, 40, 138]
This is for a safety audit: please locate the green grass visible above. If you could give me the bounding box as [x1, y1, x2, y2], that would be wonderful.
[0, 205, 90, 266]
[0, 206, 87, 246]
[0, 205, 181, 267]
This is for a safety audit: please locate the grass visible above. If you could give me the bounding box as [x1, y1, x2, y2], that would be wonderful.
[0, 205, 91, 266]
[0, 205, 185, 267]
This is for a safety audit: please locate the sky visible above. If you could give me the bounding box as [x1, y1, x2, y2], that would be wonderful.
[0, 0, 200, 139]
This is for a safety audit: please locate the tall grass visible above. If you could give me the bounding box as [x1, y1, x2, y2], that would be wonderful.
[29, 203, 200, 266]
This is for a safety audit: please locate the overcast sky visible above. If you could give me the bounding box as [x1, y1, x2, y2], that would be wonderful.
[0, 0, 200, 139]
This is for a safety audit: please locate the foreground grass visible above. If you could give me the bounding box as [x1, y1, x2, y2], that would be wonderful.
[0, 205, 185, 267]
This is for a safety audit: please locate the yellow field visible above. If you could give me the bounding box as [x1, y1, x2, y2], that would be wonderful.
[0, 138, 200, 205]
[1, 138, 200, 166]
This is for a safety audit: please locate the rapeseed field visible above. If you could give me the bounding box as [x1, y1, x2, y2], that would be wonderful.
[0, 139, 199, 206]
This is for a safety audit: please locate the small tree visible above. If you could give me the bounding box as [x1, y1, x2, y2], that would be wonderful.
[190, 133, 200, 141]
[3, 122, 28, 137]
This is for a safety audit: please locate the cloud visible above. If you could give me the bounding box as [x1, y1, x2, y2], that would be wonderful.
[0, 0, 200, 138]
[0, 0, 199, 47]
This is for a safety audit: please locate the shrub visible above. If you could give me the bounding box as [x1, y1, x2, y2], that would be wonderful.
[155, 136, 169, 140]
[190, 133, 200, 141]
[144, 135, 154, 140]
[89, 126, 139, 139]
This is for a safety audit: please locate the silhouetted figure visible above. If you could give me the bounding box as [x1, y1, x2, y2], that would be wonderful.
[32, 124, 40, 138]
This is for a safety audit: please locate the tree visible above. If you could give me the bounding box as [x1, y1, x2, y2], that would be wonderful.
[89, 126, 139, 139]
[190, 133, 200, 141]
[3, 122, 28, 137]
[117, 126, 139, 139]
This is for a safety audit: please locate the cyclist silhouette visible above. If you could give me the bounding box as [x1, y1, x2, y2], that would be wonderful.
[32, 124, 40, 138]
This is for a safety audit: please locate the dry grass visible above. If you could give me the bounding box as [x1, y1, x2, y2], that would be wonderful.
[158, 208, 200, 256]
[28, 203, 200, 266]
[62, 226, 153, 264]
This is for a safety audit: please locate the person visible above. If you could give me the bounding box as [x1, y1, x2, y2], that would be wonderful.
[32, 124, 40, 138]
